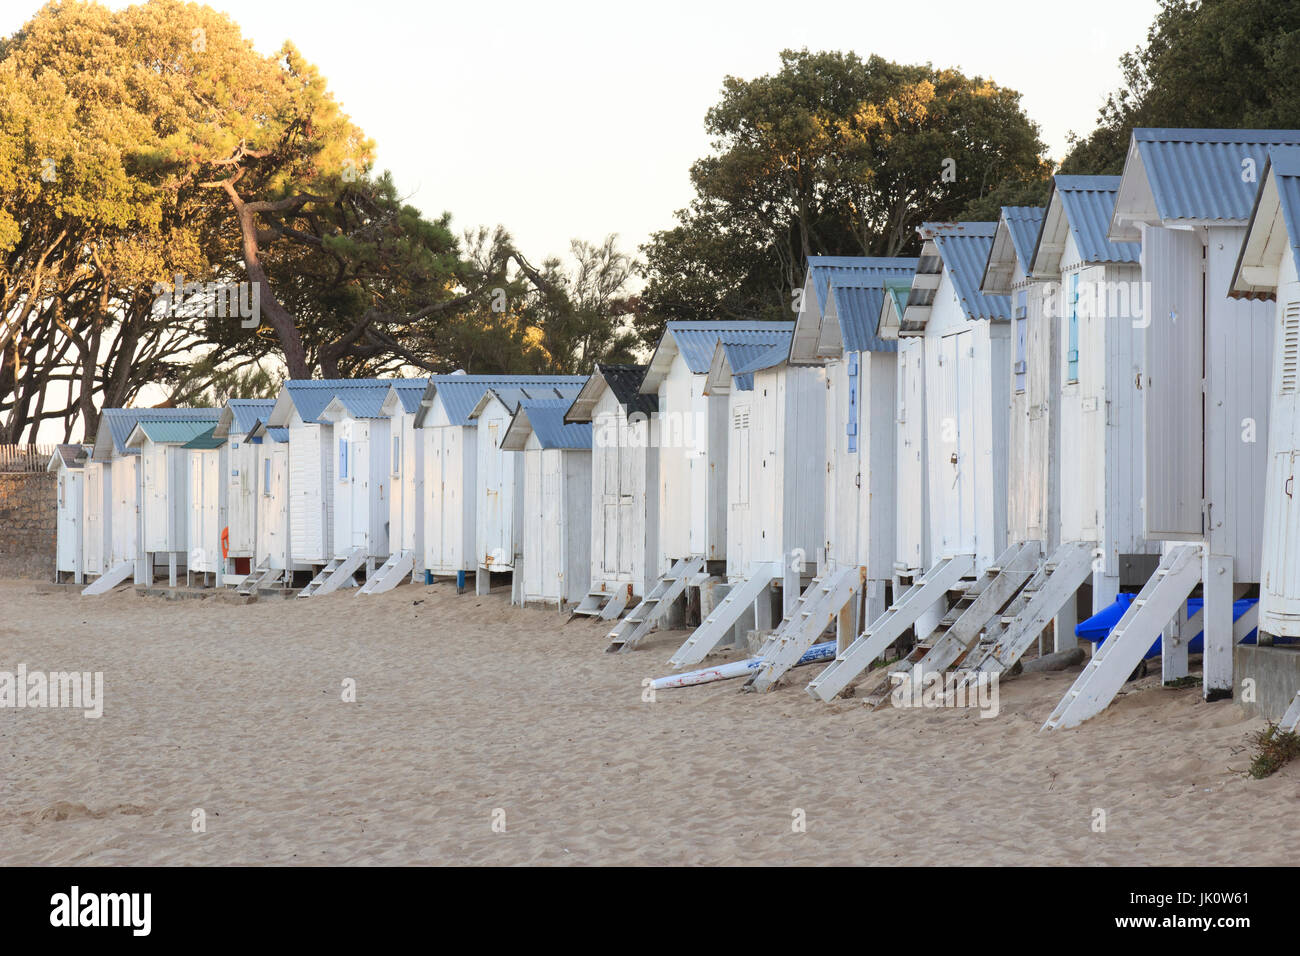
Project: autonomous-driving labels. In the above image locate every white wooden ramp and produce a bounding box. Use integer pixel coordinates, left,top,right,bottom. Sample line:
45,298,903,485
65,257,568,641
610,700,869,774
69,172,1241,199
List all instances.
358,550,414,595
1042,544,1202,731
956,540,1097,681
81,560,133,596
1281,690,1300,733
667,562,782,668
860,542,1041,708
298,546,366,598
605,557,704,653
746,565,864,693
805,554,974,702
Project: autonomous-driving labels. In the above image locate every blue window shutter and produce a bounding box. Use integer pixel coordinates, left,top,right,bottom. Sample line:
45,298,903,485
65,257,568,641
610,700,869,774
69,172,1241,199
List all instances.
340,438,348,479
263,457,271,494
1067,273,1080,382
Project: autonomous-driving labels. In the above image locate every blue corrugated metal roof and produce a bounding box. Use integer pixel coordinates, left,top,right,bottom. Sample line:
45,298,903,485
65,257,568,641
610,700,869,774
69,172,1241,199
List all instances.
515,398,593,449
265,426,288,443
1054,176,1140,264
1258,146,1300,288
830,282,898,353
1133,128,1300,222
390,379,430,414
431,375,588,426
664,321,796,374
327,382,400,419
1001,206,1045,273
227,399,275,437
99,407,221,457
921,222,1011,320
280,378,404,424
806,256,920,311
718,340,783,391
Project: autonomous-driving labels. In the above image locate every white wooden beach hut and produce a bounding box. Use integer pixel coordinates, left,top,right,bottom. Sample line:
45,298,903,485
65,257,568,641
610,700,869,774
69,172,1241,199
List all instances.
413,374,585,587
667,328,846,686
467,377,587,596
48,445,89,584
808,222,1025,702
607,321,793,653
1226,145,1300,726
123,410,222,586
790,258,919,612
380,379,430,590
500,398,593,609
562,365,660,618
318,383,397,593
246,420,293,592
1027,177,1161,618
183,425,227,586
81,408,217,593
81,450,109,582
1038,128,1300,731
213,399,275,586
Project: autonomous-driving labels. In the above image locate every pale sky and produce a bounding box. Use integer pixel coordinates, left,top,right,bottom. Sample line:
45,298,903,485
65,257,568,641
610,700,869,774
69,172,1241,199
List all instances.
3,0,1161,264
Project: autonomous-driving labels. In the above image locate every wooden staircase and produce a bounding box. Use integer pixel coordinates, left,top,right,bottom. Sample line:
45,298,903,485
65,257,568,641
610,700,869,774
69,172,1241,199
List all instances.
358,550,414,595
666,562,783,668
237,560,279,597
746,565,865,693
859,542,1042,708
605,558,705,653
1041,544,1202,731
954,540,1097,681
805,554,975,703
298,546,367,598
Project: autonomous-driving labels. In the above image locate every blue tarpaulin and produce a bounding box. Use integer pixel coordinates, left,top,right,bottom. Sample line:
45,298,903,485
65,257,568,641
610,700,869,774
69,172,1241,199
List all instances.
1076,594,1260,659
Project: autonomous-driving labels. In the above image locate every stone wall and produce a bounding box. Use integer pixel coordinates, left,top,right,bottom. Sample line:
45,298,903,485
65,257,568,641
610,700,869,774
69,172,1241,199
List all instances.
0,472,56,579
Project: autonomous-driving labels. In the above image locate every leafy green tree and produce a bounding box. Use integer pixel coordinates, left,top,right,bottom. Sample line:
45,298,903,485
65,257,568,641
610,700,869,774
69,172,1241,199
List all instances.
640,50,1050,343
1061,0,1300,173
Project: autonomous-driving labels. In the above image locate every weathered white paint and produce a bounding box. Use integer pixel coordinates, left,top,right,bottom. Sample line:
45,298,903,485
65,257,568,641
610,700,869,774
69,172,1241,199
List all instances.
420,395,478,575
1254,243,1300,633
654,349,727,570
894,336,927,574
1054,246,1155,577
287,415,333,565
82,460,108,577
224,435,259,559
329,414,392,560
109,455,137,568
520,437,593,606
724,363,826,576
186,446,225,574
50,456,84,578
473,393,524,570
138,439,189,557
384,395,424,575
589,386,659,598
923,265,1009,570
254,430,292,572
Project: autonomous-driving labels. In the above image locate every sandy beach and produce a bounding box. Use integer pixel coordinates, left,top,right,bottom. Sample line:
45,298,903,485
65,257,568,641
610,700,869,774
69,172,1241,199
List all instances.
0,577,1294,866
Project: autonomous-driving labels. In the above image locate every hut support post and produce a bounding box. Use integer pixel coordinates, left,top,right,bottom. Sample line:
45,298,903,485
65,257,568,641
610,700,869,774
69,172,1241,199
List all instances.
864,579,886,628
782,561,800,618
1201,553,1234,700
1161,605,1189,682
1053,598,1079,654
168,552,177,587
1092,569,1120,615
476,567,490,596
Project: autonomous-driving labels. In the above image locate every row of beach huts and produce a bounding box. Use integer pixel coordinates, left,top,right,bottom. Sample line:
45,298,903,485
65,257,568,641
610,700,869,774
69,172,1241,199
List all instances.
45,129,1300,731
